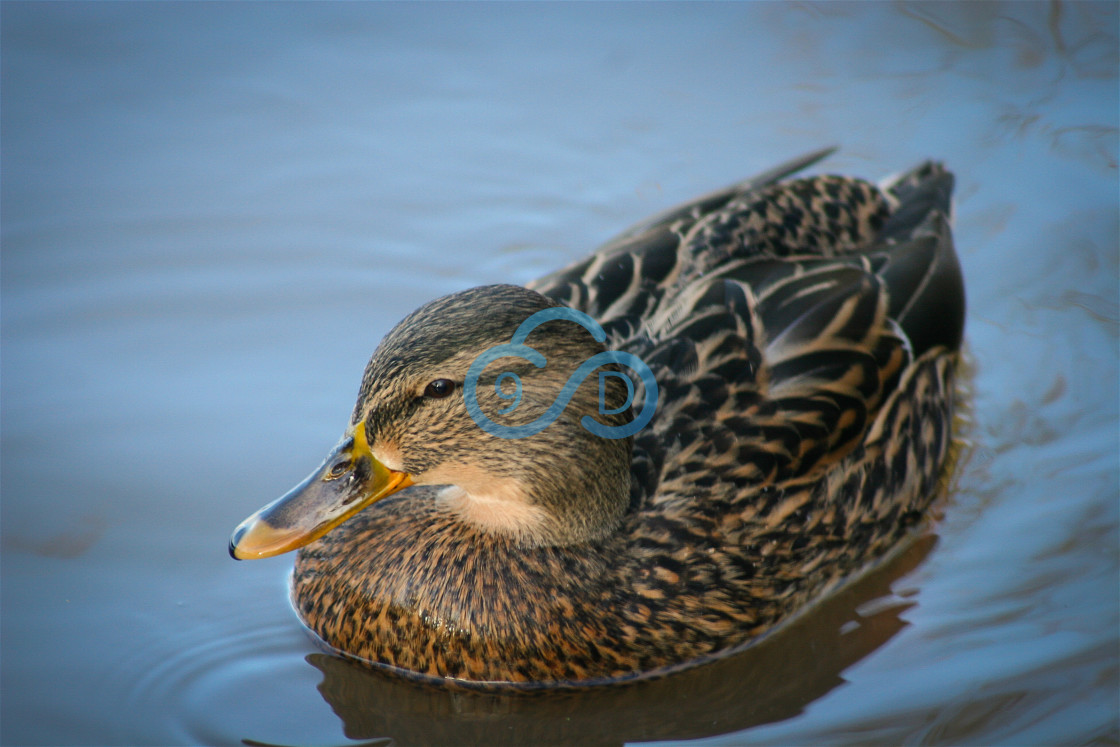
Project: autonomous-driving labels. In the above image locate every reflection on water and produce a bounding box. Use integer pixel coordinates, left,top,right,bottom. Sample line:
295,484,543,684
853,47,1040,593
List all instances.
2,2,1117,746
307,536,934,747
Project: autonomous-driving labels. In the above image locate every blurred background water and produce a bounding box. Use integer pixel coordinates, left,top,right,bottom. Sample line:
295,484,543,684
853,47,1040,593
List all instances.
2,2,1117,745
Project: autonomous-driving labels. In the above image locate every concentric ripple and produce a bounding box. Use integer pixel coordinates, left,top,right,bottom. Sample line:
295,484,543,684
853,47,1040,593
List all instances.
117,612,336,746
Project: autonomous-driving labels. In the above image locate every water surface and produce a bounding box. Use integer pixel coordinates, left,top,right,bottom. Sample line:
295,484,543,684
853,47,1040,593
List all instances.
2,3,1117,745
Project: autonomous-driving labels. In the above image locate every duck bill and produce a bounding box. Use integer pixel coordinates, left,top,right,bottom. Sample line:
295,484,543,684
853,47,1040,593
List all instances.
229,422,413,560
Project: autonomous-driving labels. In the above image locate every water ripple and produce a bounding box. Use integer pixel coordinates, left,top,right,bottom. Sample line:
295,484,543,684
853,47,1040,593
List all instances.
119,616,323,746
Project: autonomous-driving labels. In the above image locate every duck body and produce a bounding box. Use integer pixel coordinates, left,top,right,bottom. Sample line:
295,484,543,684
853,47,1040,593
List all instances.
233,149,965,687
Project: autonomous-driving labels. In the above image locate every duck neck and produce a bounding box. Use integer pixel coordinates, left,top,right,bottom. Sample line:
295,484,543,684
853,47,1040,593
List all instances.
434,430,633,548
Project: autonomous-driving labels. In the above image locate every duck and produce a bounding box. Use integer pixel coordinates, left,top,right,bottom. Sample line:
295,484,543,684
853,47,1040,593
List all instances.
229,148,966,688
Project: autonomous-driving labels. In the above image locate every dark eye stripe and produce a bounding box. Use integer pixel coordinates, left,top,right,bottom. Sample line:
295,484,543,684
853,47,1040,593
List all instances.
423,379,456,399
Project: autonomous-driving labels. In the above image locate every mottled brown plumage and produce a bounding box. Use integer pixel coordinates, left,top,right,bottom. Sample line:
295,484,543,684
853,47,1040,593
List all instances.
266,150,965,687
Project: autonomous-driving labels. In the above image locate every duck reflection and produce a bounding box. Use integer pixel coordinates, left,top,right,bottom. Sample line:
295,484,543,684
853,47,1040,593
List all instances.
302,533,935,747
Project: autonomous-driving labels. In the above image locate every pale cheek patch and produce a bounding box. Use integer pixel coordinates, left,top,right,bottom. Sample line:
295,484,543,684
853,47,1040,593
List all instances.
372,442,405,472
437,486,551,543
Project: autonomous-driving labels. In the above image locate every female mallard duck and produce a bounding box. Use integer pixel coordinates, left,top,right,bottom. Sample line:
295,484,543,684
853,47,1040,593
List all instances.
230,149,965,687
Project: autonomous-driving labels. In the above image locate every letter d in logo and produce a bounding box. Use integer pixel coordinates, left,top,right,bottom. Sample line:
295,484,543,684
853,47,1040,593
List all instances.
598,371,634,416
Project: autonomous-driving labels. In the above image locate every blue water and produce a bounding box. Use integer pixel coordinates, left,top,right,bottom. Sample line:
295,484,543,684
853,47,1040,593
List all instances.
3,3,1117,745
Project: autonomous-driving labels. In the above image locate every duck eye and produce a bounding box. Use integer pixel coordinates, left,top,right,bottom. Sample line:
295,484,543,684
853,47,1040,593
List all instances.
423,379,455,399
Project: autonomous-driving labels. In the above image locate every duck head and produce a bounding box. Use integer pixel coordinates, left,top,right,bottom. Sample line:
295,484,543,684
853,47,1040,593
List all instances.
230,285,636,559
